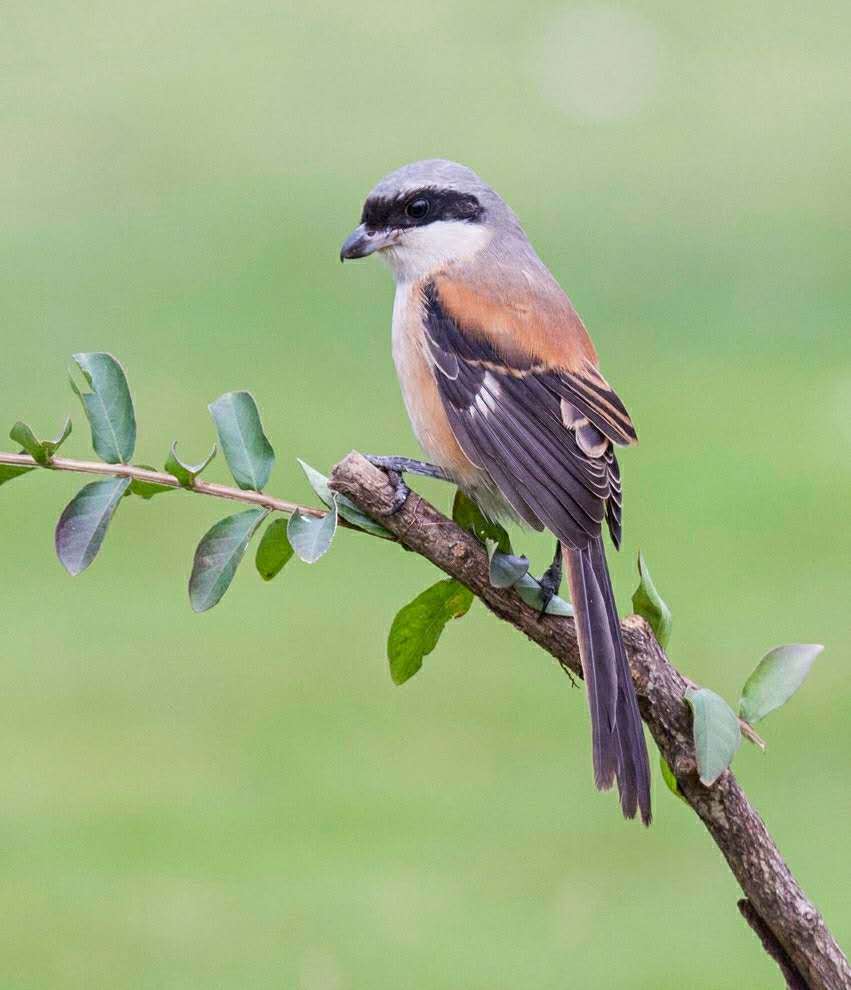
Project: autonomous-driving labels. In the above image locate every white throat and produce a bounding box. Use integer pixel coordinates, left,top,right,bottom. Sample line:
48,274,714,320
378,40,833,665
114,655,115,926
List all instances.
381,221,492,283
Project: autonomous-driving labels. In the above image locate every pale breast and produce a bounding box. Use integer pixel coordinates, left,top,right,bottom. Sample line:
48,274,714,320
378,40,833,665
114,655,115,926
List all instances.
391,280,484,490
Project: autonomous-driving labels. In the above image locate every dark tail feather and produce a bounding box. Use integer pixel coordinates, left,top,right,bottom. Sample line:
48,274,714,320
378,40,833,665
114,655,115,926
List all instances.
564,538,652,825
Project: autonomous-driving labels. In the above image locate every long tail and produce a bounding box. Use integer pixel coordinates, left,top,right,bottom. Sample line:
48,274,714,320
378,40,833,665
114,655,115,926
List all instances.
563,537,652,824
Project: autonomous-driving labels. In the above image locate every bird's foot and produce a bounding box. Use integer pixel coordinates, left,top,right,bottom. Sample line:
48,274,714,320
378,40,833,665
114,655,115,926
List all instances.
537,541,563,620
363,455,450,516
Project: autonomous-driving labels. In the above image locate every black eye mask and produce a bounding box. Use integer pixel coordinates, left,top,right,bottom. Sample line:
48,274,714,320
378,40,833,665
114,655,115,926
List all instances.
361,187,484,230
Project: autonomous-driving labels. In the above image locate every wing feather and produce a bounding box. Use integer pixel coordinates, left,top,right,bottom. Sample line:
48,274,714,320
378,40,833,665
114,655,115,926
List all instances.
423,277,630,549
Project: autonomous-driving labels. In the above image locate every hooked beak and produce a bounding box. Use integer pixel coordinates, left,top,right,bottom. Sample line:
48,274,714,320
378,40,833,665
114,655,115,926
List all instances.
339,224,398,262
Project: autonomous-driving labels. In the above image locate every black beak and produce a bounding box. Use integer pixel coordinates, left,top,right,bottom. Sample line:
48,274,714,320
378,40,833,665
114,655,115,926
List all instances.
339,224,398,262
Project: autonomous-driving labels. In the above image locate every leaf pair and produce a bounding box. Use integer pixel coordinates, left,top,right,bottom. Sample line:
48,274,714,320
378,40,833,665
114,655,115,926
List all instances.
2,413,73,489
189,461,352,613
166,443,216,488
56,354,137,574
683,644,823,788
55,357,282,583
631,553,823,793
10,417,72,466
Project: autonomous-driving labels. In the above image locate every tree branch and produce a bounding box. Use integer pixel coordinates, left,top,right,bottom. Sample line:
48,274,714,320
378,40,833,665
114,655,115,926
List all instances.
329,451,850,990
3,445,848,986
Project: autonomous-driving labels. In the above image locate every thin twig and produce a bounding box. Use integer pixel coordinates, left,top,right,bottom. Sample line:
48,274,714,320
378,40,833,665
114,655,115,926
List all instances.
0,450,332,520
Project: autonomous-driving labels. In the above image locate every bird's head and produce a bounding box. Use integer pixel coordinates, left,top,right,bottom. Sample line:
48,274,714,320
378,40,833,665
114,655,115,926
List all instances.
340,159,509,282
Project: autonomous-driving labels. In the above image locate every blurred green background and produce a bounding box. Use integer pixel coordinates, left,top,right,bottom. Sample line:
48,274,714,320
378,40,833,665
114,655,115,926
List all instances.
1,2,849,987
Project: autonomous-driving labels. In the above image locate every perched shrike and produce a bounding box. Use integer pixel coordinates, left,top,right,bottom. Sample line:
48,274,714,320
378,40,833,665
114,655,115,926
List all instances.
341,159,651,824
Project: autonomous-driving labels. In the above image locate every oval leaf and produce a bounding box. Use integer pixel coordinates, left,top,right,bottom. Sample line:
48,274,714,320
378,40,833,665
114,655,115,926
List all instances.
55,476,131,575
452,490,511,553
255,518,295,580
739,644,823,725
632,551,672,649
298,459,391,538
70,353,136,463
166,442,217,487
189,507,268,612
489,547,530,588
287,502,337,563
685,687,742,786
387,578,474,685
209,391,274,491
513,572,574,617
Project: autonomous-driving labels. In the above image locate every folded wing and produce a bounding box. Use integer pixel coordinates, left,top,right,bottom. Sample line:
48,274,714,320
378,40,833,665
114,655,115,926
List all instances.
421,277,635,549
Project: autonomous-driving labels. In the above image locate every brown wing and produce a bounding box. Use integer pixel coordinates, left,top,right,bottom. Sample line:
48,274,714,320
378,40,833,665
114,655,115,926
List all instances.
422,277,635,550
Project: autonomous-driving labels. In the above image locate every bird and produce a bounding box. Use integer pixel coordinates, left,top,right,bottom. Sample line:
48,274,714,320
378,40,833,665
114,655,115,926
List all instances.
340,159,651,824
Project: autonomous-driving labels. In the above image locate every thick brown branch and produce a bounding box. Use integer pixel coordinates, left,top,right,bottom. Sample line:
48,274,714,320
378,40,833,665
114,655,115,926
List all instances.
330,451,850,990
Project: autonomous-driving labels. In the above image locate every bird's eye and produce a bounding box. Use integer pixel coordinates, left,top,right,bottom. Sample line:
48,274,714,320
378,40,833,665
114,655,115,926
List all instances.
405,198,430,220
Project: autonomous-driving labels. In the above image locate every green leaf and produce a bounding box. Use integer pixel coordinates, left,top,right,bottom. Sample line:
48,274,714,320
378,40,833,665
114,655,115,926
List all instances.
54,476,131,575
0,462,36,487
659,753,688,803
208,391,275,491
287,501,338,563
10,417,72,466
165,442,217,487
452,489,511,552
488,546,530,588
298,459,391,538
387,578,475,685
127,466,173,500
685,687,742,786
513,572,574,617
189,507,268,613
69,353,136,463
739,644,823,725
255,518,294,580
298,459,335,506
632,551,672,649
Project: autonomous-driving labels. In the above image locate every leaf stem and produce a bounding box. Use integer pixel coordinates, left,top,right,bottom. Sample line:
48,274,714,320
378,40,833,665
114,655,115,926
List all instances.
0,450,334,522
739,719,767,751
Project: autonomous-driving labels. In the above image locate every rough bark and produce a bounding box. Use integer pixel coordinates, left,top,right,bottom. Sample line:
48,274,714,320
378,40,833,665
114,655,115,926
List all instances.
331,451,851,990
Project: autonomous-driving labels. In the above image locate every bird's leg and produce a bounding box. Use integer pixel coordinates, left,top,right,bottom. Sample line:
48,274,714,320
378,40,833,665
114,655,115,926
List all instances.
363,455,452,514
538,540,563,619
363,455,451,481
